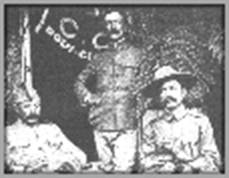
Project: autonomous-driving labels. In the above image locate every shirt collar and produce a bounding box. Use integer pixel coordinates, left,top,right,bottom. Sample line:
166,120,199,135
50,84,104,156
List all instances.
15,118,39,128
109,36,127,50
162,104,188,122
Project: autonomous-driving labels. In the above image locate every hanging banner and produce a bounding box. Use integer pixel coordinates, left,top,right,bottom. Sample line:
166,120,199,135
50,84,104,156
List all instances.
33,7,100,61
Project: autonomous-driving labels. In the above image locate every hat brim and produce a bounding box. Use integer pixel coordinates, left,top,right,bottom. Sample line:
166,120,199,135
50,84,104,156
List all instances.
143,74,197,97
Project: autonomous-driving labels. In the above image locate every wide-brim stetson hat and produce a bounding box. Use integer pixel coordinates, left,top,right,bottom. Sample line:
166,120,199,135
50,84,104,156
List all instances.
144,65,197,96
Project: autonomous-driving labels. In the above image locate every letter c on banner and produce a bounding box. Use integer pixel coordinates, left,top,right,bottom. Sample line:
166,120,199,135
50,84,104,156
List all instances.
92,32,109,50
59,17,79,39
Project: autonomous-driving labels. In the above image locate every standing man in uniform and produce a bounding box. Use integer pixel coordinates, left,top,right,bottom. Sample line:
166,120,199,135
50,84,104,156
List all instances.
140,65,221,173
74,10,144,172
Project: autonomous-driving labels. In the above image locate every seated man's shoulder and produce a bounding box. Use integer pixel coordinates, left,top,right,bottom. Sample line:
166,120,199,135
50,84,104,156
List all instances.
6,125,18,142
38,122,62,133
39,121,58,127
6,122,27,137
186,108,210,122
6,123,34,147
6,123,16,133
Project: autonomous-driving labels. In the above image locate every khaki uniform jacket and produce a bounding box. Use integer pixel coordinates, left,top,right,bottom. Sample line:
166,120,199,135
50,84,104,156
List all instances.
74,40,145,131
141,108,221,172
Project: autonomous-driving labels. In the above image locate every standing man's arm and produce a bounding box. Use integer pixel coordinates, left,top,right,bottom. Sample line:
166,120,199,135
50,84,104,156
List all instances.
73,56,100,107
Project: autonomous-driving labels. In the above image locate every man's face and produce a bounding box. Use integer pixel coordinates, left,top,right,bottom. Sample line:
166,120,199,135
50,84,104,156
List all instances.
159,79,187,111
104,11,124,40
17,99,41,125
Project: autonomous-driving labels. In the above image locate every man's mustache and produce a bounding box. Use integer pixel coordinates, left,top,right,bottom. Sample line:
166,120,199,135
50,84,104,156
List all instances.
26,114,40,119
162,96,177,104
109,29,120,34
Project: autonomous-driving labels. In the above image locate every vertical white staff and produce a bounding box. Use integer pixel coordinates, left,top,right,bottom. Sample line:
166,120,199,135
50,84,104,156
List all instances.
20,9,34,97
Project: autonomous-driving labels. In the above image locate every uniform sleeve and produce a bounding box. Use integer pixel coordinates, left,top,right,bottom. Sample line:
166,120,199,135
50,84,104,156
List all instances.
188,116,221,172
73,55,97,107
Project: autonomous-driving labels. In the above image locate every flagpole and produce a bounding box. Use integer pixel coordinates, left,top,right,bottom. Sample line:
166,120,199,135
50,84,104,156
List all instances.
20,8,34,99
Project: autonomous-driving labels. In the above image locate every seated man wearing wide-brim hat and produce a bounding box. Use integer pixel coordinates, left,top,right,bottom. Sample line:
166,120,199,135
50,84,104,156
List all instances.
140,65,221,173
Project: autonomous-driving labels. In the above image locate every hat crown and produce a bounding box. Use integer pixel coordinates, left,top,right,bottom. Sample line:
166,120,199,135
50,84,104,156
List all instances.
154,65,192,81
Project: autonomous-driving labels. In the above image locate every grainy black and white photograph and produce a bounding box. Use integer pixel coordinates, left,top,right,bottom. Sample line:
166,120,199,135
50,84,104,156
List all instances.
4,4,225,174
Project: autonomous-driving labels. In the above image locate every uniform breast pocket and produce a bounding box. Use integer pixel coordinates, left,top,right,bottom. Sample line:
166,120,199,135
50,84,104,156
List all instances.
173,135,200,161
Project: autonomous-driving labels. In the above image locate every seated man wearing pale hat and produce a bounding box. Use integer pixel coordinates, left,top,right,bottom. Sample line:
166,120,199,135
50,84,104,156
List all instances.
5,87,87,173
140,65,221,173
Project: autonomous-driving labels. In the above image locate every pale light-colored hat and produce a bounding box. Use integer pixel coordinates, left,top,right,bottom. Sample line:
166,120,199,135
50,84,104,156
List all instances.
145,65,197,92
